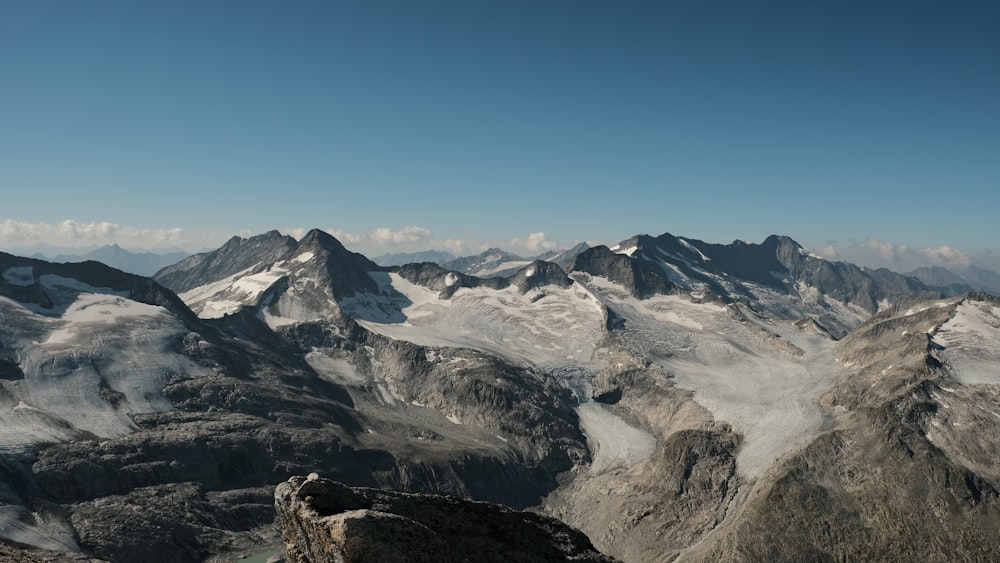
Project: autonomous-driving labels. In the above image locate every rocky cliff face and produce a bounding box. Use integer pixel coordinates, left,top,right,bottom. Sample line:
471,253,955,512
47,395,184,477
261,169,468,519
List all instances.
274,474,617,563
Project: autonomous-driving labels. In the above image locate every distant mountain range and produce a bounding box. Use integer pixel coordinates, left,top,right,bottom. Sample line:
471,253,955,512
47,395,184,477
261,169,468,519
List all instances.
371,249,456,267
908,264,1000,295
3,228,1000,561
31,244,190,276
13,239,1000,298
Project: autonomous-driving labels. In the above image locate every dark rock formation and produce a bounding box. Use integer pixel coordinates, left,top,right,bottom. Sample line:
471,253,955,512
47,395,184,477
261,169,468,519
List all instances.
294,229,383,300
568,245,674,298
274,475,617,563
510,260,573,294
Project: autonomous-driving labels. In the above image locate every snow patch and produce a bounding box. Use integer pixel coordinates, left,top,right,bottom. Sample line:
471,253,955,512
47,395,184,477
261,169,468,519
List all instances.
936,301,1000,385
43,295,167,345
577,401,656,473
179,264,288,318
305,352,365,385
0,506,80,553
678,238,710,262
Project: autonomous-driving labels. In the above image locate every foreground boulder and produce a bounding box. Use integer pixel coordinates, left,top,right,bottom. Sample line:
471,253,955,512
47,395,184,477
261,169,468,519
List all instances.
274,475,617,562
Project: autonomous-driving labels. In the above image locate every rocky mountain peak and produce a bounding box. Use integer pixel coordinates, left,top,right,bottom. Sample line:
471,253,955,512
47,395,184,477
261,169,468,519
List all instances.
292,229,381,300
297,228,346,252
511,260,573,294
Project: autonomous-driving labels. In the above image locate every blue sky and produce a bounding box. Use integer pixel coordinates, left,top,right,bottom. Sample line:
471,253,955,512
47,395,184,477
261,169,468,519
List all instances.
2,1,998,270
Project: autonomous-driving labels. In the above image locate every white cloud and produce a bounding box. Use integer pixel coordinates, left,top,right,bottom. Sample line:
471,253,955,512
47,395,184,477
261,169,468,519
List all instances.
325,229,366,245
280,227,558,258
816,244,838,259
921,245,971,268
0,219,184,248
281,227,308,240
433,238,489,256
853,237,904,262
0,219,571,265
509,232,557,254
809,237,975,272
370,226,432,245
281,225,432,248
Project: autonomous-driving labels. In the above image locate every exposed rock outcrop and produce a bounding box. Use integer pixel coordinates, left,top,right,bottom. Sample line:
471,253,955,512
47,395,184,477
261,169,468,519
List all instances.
275,475,617,563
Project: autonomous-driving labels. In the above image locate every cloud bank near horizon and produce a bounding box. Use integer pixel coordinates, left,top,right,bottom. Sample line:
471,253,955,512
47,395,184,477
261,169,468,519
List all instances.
807,237,998,273
280,226,558,257
0,219,192,250
0,219,565,260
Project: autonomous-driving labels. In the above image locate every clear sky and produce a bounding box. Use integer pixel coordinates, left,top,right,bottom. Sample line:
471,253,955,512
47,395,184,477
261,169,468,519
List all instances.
2,1,998,271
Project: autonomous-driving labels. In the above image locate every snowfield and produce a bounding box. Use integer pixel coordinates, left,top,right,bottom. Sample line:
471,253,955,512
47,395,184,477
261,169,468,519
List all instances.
577,275,850,478
936,300,1000,385
179,263,289,318
0,284,212,453
337,270,854,478
173,260,873,481
347,272,658,472
577,400,657,474
351,273,607,370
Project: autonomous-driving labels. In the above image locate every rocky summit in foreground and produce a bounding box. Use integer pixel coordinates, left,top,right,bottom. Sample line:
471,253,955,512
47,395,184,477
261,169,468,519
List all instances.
274,474,617,562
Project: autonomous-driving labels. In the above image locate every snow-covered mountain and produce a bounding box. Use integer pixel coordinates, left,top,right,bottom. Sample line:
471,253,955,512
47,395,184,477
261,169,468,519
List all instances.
535,241,591,269
375,244,592,280
442,248,530,278
3,229,1000,562
155,229,382,323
